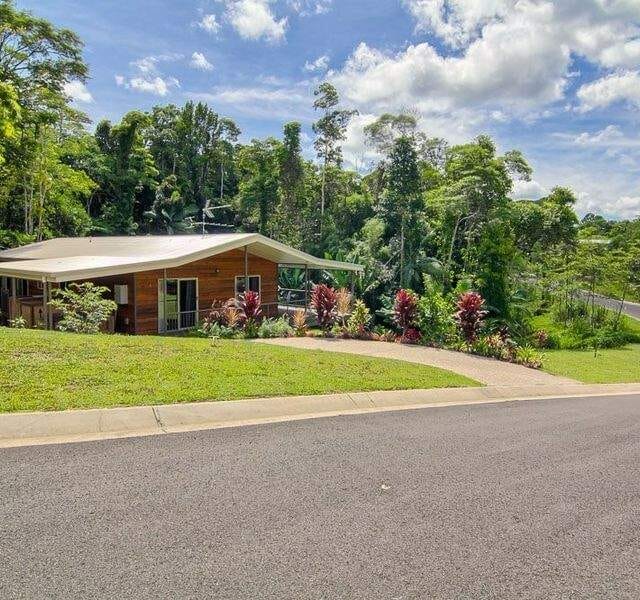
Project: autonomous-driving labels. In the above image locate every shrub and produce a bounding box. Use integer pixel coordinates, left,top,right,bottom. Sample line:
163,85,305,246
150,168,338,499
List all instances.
202,322,238,340
257,317,293,339
200,300,241,336
532,329,553,349
237,291,262,338
8,315,26,329
292,309,308,337
335,288,353,327
416,277,456,344
473,333,516,362
311,284,338,330
398,327,421,344
347,300,372,338
48,282,117,334
515,346,544,369
393,289,418,335
455,291,488,344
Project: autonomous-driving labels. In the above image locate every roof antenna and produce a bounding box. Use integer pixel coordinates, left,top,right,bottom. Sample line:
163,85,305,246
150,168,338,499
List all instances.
188,198,232,236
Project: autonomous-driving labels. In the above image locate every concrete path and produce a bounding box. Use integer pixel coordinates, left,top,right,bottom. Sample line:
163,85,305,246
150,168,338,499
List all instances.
260,337,577,386
2,383,639,448
3,393,640,599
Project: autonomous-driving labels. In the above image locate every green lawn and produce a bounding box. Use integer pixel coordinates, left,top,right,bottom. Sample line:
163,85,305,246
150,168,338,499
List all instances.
542,345,640,383
0,328,477,413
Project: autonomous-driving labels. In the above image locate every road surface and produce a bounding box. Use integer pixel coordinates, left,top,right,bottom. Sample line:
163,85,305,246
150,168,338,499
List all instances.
2,394,640,599
587,293,640,320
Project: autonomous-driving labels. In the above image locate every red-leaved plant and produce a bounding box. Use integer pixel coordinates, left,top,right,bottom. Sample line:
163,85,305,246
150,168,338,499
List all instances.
311,284,338,331
238,290,262,323
455,291,488,344
393,289,418,336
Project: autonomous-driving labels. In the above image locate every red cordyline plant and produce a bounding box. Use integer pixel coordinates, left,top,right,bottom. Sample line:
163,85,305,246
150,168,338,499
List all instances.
455,291,488,344
311,284,338,330
393,289,418,335
237,290,262,323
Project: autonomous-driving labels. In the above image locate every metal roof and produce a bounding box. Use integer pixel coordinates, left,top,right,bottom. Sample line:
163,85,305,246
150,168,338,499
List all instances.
0,234,363,282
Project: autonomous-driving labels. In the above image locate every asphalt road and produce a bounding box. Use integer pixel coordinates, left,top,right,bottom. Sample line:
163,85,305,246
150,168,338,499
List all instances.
590,294,640,320
2,394,640,599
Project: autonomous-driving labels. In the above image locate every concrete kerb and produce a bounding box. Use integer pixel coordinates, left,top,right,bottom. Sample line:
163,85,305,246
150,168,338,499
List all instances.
1,382,639,448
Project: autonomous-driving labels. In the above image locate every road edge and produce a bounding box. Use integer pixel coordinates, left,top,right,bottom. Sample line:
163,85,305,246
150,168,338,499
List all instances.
1,383,639,448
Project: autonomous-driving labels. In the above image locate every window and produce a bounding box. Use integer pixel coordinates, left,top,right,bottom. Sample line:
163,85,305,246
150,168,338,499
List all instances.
235,275,261,297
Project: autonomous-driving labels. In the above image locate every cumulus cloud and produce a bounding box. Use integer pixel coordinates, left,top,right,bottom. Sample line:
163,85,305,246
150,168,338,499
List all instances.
511,179,549,200
304,54,329,72
199,14,221,34
129,76,179,96
577,70,640,111
288,0,332,16
63,80,93,103
331,1,640,120
573,125,624,145
116,54,181,96
190,51,214,71
188,84,312,118
223,0,287,43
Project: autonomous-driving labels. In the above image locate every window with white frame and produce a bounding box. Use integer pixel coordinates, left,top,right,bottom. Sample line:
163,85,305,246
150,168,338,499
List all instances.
235,275,261,297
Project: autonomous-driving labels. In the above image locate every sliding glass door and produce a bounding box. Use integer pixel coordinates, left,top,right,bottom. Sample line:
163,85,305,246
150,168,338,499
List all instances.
158,278,198,332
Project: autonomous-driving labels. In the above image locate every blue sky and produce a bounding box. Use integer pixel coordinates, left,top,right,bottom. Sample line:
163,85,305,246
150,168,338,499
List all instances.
20,0,640,219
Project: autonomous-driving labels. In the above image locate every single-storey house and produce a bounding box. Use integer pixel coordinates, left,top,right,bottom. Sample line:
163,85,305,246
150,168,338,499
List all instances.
0,234,362,335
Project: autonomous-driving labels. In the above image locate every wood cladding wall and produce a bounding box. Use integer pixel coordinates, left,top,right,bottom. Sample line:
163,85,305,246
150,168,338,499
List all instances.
133,249,278,334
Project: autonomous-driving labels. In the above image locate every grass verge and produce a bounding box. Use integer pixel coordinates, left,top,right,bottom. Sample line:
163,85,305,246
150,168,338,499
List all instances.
542,344,640,383
0,328,478,412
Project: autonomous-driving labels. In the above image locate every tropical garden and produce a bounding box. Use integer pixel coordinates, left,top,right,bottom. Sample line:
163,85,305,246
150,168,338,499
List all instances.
1,0,639,398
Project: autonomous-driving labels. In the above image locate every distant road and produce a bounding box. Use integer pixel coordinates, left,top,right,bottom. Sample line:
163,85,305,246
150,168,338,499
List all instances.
589,293,640,320
2,394,640,598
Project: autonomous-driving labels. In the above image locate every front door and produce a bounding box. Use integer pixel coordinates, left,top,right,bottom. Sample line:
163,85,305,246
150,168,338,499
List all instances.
179,279,197,329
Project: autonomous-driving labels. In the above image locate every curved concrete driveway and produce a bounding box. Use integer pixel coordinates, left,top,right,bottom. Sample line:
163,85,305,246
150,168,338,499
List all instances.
260,338,578,386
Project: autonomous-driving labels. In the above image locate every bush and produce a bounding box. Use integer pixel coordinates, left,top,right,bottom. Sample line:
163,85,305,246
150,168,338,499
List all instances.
292,309,308,337
416,276,456,345
202,322,238,340
455,291,488,344
514,346,544,369
335,288,352,327
8,315,26,329
48,282,117,334
398,327,421,344
347,300,372,338
257,317,293,339
393,289,418,335
311,284,338,330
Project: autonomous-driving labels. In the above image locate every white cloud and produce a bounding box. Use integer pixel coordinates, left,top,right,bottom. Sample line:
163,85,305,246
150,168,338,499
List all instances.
403,0,511,48
63,80,93,103
188,84,311,118
573,125,624,145
288,0,332,16
129,76,179,96
600,38,640,68
190,51,214,71
304,54,329,72
116,54,181,96
333,1,640,119
223,0,287,43
511,179,548,200
333,2,570,115
577,70,640,111
199,14,221,34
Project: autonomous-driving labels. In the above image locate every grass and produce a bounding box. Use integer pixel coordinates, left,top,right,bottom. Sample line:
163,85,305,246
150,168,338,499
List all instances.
532,310,640,383
542,345,640,383
0,327,477,413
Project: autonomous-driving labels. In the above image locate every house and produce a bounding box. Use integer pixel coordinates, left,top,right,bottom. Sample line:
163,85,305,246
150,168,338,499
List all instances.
0,234,362,334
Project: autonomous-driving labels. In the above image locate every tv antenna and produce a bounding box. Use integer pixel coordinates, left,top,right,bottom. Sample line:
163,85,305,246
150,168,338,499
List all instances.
189,198,233,235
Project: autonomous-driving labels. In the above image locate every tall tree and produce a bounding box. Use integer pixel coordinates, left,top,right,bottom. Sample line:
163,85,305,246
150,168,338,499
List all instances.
379,136,424,287
312,83,357,222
